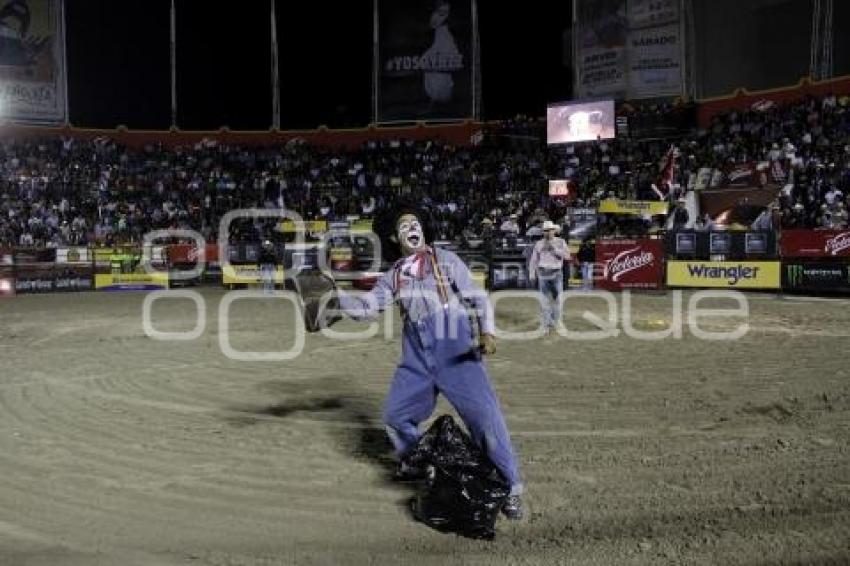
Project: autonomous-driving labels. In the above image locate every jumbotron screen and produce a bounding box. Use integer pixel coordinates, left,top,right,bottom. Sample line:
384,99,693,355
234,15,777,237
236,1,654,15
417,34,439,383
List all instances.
546,99,616,144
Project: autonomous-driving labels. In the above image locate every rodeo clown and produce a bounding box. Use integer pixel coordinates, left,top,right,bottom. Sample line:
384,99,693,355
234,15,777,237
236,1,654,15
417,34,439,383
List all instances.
305,204,524,519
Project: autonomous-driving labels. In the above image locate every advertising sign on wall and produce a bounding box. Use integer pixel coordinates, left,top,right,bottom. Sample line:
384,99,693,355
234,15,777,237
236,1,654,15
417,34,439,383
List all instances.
782,262,850,293
667,261,781,289
780,230,850,258
595,239,664,291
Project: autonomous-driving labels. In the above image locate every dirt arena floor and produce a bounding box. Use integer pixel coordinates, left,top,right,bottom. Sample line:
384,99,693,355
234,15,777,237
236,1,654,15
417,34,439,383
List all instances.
1,288,849,565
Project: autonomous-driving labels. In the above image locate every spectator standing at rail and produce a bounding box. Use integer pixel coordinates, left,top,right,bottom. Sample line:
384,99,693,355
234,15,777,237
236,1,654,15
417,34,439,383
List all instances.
498,213,521,249
670,197,689,231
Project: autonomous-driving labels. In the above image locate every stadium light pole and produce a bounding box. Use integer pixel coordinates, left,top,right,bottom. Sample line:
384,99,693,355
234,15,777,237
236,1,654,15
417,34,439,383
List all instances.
471,0,481,120
811,0,821,80
571,0,579,98
170,0,177,128
271,0,280,129
61,0,69,125
372,0,378,124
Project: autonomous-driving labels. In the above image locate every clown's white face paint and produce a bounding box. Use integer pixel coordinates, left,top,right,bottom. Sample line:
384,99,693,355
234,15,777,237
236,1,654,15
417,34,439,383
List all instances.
397,214,426,255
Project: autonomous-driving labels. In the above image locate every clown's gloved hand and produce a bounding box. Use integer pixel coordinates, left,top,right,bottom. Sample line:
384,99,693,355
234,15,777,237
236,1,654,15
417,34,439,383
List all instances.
479,333,496,356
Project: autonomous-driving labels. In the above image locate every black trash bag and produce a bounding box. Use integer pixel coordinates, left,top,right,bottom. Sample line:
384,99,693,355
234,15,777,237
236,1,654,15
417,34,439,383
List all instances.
404,415,510,540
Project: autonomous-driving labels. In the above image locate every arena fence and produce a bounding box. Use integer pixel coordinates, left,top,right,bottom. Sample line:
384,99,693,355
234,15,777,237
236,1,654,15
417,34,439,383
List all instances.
0,122,484,151
3,228,849,297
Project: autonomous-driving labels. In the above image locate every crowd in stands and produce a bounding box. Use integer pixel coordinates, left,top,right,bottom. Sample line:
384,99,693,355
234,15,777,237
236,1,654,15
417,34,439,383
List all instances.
699,93,850,230
1,93,849,249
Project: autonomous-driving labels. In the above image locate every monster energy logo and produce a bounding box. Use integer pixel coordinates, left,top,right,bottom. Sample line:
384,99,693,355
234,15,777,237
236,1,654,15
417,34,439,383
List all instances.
786,263,849,289
786,264,804,288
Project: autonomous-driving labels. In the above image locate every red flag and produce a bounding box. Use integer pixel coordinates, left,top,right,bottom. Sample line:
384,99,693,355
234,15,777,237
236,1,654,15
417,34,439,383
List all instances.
652,145,677,200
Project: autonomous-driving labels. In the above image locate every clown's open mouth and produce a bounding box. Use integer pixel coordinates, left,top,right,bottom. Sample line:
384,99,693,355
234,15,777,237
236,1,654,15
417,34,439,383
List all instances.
407,234,421,247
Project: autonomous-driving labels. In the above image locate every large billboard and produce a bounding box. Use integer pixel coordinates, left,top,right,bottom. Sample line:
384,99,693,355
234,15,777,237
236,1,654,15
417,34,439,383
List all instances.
0,0,67,123
375,0,476,123
575,0,628,98
575,0,683,100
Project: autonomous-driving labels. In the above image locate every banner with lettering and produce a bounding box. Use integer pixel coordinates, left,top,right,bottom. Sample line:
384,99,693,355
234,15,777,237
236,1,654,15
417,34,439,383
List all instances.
595,238,664,291
575,0,628,98
598,199,669,216
667,261,781,289
783,262,850,294
0,0,67,123
626,23,682,98
575,0,682,99
376,0,475,122
780,230,850,258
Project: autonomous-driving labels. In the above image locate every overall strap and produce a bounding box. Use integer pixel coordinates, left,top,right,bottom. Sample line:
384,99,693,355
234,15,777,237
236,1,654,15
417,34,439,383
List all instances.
432,249,481,350
392,259,408,320
429,252,450,306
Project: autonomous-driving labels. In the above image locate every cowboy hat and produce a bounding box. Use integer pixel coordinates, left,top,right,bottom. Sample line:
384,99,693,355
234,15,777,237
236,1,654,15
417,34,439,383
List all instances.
541,220,560,233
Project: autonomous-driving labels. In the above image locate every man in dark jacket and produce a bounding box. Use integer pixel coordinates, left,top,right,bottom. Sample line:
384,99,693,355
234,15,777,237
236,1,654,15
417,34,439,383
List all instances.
577,238,595,290
671,197,689,231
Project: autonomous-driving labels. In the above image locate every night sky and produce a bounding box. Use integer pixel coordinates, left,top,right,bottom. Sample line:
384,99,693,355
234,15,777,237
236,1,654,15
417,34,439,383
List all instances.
64,0,573,130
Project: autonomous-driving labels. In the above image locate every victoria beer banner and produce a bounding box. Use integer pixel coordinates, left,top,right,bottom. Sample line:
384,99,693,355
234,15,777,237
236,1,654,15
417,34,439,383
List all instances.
375,0,475,122
780,230,850,258
596,238,665,291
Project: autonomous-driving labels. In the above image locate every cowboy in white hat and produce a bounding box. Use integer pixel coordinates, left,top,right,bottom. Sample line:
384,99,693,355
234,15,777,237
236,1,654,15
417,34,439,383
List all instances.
529,220,569,334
